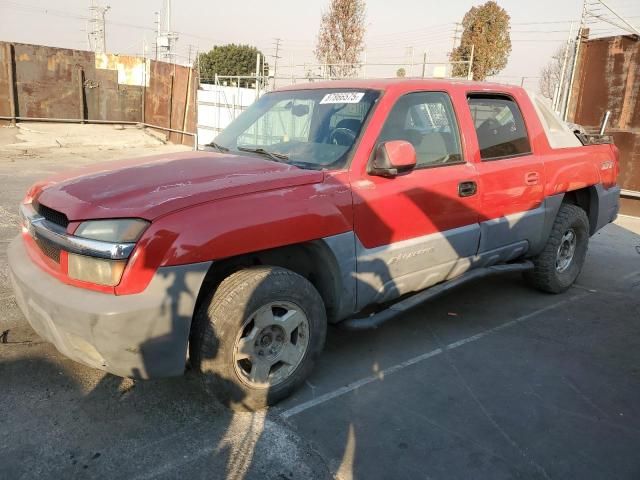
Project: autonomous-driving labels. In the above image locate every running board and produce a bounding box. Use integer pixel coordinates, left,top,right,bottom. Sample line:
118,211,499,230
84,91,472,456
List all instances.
340,261,534,331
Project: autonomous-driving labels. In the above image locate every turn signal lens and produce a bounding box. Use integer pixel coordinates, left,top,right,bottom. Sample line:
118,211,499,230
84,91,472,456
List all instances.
68,253,127,286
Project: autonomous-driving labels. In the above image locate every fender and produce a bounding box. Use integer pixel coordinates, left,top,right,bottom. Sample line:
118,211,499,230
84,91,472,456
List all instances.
589,183,621,234
527,182,620,259
543,145,612,197
116,173,354,295
526,193,565,256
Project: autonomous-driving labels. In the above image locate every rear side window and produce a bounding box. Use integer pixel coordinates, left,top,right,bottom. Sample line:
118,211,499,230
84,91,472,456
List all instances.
467,95,531,160
378,92,463,168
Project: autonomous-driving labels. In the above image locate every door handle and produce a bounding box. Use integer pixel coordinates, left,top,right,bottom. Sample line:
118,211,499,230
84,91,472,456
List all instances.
525,172,540,185
458,181,477,198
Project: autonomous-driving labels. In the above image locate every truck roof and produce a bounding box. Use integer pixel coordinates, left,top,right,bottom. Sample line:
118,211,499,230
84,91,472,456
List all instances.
276,77,524,93
277,78,582,150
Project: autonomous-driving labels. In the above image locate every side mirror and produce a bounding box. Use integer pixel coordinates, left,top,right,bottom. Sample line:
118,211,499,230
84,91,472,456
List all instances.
370,140,417,178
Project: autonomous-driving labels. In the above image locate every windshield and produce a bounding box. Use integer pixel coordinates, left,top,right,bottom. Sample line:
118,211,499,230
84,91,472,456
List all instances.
213,88,380,170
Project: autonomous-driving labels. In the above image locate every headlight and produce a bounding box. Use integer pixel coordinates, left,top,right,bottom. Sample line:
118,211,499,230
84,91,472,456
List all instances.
75,219,149,243
70,219,149,286
68,254,127,286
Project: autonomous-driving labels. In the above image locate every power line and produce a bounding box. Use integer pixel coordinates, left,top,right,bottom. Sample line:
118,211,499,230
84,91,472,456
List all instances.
0,0,149,32
0,0,226,46
365,23,452,40
585,0,640,35
511,20,577,25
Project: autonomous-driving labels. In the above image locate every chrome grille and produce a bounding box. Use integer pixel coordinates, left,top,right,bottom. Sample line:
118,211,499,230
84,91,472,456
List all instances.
33,201,69,228
34,235,61,263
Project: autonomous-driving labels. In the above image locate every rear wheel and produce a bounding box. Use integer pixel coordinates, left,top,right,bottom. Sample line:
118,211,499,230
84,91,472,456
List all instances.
190,266,327,410
525,203,589,293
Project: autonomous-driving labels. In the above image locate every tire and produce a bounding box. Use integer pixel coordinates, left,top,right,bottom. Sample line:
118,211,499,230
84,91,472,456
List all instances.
524,203,590,293
189,266,327,410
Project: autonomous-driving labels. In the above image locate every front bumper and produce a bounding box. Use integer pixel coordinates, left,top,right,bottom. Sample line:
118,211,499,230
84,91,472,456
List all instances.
8,236,211,379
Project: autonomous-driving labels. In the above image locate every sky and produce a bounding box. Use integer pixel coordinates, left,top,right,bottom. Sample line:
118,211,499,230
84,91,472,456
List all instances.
0,0,638,90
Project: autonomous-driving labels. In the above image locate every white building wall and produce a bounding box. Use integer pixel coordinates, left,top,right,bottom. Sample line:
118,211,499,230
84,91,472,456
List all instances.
197,84,263,146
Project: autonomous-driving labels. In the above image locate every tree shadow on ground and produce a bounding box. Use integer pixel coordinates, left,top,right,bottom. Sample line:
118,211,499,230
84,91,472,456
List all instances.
0,348,329,479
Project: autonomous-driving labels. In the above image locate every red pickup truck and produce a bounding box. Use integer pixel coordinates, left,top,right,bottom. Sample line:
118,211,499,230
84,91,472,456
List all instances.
9,79,620,409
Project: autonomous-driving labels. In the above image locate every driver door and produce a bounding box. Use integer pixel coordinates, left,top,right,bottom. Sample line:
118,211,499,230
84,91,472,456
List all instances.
351,91,481,310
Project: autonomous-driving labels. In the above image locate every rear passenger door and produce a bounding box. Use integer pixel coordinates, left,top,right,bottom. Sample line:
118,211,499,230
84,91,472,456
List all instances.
467,94,545,258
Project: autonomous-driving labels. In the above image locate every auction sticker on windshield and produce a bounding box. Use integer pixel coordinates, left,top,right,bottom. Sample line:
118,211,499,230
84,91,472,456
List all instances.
320,92,365,104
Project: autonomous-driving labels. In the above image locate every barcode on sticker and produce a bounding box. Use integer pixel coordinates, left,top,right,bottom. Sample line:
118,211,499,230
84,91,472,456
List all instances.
320,92,365,104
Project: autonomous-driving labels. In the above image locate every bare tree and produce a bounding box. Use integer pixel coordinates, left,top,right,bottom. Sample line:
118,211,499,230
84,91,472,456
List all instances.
315,0,366,78
539,45,569,100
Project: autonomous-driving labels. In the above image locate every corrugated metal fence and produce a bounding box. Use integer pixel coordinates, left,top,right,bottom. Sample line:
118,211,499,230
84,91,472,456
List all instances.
569,34,640,203
0,41,197,146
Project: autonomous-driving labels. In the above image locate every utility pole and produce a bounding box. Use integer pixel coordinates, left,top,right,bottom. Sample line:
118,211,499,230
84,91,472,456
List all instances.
197,47,202,83
405,46,415,76
255,53,262,98
188,44,194,65
554,22,574,113
272,38,282,89
88,0,110,54
362,51,367,78
157,0,178,63
467,44,475,81
421,51,428,78
291,55,295,84
564,0,587,121
451,22,462,53
154,11,160,60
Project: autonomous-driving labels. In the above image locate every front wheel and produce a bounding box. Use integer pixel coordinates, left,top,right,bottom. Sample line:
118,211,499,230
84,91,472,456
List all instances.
524,203,590,293
190,266,327,410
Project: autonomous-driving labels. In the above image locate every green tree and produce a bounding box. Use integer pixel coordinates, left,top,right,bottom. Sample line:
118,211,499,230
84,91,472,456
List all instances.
198,44,268,86
450,1,511,81
396,67,407,78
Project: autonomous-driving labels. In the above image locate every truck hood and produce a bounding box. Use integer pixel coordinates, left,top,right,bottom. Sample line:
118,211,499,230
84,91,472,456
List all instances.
36,151,325,221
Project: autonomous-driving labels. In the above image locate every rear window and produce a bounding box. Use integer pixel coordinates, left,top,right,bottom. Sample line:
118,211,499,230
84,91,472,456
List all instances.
467,95,531,160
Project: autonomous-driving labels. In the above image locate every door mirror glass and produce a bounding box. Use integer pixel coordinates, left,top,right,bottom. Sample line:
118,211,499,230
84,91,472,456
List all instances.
370,140,417,178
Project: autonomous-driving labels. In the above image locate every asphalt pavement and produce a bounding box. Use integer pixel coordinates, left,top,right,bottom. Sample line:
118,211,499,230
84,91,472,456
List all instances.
1,123,639,480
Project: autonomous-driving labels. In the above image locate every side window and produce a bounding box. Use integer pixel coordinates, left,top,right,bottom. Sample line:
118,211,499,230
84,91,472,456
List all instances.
378,92,463,167
467,95,531,160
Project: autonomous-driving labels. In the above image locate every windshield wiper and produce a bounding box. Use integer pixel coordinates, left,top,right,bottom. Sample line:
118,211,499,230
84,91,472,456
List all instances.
205,141,230,153
237,146,289,163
